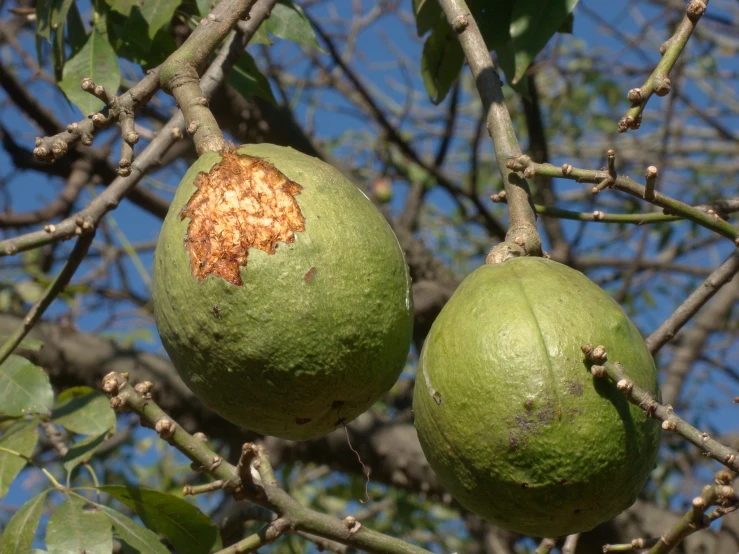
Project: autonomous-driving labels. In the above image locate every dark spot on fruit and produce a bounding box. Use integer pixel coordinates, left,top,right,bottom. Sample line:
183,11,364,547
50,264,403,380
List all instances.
212,304,221,318
295,417,311,425
509,435,519,450
565,381,584,396
303,266,317,282
331,400,345,409
560,478,568,485
574,508,582,514
524,398,534,411
432,391,442,405
520,482,529,489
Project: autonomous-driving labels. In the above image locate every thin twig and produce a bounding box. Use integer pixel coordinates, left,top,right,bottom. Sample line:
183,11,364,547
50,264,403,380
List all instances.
534,538,556,554
102,372,434,554
619,0,709,132
646,251,739,354
0,0,275,258
562,534,579,554
437,0,541,261
507,155,739,244
582,346,739,472
214,520,290,554
0,231,95,366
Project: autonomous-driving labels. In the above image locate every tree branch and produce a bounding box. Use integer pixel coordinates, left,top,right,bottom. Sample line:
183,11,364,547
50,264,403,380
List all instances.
583,346,739,472
436,0,541,261
646,251,739,355
619,0,708,132
102,372,434,554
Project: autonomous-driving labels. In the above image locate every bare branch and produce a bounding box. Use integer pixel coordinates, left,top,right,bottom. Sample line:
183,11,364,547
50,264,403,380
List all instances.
619,0,709,132
437,0,541,261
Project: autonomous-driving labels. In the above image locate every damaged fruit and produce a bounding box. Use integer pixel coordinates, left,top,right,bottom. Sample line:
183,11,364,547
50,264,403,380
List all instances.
153,144,413,440
413,257,660,537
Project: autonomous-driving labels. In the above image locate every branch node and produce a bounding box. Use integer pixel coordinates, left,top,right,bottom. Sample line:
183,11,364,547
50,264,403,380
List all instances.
155,418,176,439
686,0,707,21
451,14,469,33
490,190,507,203
616,379,634,395
590,365,606,378
654,76,672,97
627,88,642,104
581,344,608,364
662,419,677,432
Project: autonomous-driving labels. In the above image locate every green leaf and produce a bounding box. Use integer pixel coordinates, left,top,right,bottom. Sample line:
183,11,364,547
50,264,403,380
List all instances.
46,495,112,554
36,0,53,40
0,490,48,553
0,354,53,417
51,0,76,28
100,485,222,554
52,386,116,436
195,0,213,16
0,335,43,351
420,17,464,104
59,27,121,115
507,0,579,84
14,280,45,304
0,421,39,498
229,52,277,105
250,22,272,45
412,0,442,36
471,0,515,52
139,0,181,39
106,0,138,16
107,7,177,68
264,0,320,49
66,3,88,56
99,505,171,554
62,431,109,473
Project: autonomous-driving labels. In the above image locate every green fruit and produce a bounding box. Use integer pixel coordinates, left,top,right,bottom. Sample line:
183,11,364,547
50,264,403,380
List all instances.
413,257,660,537
153,144,413,440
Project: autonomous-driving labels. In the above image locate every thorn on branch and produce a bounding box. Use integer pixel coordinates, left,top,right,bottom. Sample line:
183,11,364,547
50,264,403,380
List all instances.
183,480,228,496
606,149,616,178
644,166,658,200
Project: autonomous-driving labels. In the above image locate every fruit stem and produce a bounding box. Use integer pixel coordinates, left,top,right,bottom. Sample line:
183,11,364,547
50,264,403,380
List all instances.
436,0,542,263
160,0,259,154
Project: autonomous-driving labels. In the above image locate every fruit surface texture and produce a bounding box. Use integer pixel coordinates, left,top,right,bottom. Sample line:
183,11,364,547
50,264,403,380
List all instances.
413,257,660,537
153,144,413,440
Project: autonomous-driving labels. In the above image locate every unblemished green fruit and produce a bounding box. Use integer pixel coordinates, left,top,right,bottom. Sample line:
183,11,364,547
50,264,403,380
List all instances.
413,257,660,537
153,144,413,440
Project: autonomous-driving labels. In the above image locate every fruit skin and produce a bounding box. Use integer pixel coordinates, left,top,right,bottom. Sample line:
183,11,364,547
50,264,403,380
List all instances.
413,257,660,537
153,144,413,440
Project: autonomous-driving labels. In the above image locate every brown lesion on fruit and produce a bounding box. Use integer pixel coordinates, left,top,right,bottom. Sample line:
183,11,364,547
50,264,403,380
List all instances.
181,148,306,286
